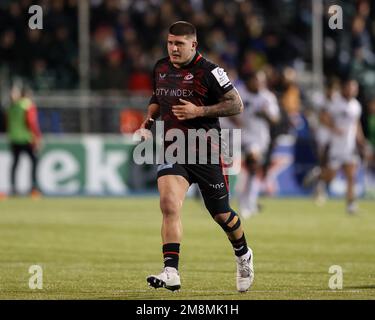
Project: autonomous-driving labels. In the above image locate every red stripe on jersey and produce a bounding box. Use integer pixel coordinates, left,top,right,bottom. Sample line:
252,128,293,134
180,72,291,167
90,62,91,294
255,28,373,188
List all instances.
194,53,202,64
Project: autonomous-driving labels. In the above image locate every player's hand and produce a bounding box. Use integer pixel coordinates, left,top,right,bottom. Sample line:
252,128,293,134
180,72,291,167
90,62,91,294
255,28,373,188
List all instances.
140,117,155,130
138,118,154,140
358,139,372,162
172,99,202,120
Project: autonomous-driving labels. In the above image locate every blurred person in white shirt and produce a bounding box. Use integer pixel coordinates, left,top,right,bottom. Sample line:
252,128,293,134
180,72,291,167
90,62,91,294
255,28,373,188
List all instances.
320,79,367,214
236,71,280,218
305,78,340,204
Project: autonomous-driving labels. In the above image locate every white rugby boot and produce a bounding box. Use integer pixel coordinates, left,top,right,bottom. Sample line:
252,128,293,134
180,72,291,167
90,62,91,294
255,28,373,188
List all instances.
236,247,254,292
147,267,181,291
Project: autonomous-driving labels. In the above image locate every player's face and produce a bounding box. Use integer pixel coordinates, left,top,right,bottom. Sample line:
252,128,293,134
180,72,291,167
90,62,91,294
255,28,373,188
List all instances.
167,34,197,67
10,87,21,102
343,80,359,99
247,77,260,92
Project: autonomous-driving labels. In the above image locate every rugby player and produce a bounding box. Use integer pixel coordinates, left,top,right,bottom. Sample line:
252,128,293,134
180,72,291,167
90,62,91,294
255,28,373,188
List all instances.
237,72,280,218
320,79,366,214
305,78,340,204
140,21,254,292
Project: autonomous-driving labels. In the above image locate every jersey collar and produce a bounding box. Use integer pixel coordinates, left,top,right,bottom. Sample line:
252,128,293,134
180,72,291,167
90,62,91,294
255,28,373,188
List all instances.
170,51,202,69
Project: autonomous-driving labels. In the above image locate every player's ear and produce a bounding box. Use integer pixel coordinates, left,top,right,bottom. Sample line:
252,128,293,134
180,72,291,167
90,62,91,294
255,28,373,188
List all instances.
192,40,198,50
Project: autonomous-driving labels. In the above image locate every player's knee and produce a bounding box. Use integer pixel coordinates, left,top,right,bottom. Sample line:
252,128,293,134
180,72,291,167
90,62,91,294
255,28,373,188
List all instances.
213,212,231,224
244,153,258,172
203,193,231,217
323,169,335,182
214,209,242,233
160,196,180,217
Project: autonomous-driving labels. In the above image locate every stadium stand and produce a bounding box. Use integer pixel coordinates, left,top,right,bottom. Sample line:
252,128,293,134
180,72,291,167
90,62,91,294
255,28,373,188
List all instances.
0,0,373,92
0,0,374,142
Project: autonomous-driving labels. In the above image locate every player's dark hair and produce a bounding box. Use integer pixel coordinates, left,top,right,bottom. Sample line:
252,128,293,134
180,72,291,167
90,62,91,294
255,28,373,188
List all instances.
169,21,196,37
244,72,257,81
342,77,357,85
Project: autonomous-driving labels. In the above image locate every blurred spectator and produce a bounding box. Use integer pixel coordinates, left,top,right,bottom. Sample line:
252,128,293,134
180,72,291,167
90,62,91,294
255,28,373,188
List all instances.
280,67,302,127
351,15,375,65
0,103,5,133
45,0,72,32
48,25,78,89
369,99,375,149
94,49,127,90
127,60,153,94
5,1,25,38
0,0,373,98
0,30,19,74
30,59,56,91
368,99,375,171
20,29,48,76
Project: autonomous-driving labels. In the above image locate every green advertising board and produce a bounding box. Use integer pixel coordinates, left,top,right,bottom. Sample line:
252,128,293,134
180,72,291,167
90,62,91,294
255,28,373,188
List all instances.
0,135,158,195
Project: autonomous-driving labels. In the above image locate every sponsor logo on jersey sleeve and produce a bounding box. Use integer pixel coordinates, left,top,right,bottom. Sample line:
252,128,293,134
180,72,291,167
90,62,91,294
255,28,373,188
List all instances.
211,67,231,87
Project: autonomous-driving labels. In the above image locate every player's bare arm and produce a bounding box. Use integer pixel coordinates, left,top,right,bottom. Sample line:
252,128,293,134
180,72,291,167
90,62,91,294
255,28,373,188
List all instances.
172,88,243,120
356,120,366,146
319,109,329,127
201,88,244,117
356,120,368,158
320,109,343,135
227,114,244,127
138,103,160,140
140,103,160,129
255,107,279,125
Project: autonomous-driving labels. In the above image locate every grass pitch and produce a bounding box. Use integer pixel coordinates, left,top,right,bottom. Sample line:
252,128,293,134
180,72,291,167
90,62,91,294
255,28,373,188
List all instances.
0,196,374,300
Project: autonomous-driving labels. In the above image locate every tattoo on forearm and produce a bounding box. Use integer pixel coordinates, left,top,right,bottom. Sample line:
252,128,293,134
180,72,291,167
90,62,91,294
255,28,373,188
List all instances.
201,88,243,117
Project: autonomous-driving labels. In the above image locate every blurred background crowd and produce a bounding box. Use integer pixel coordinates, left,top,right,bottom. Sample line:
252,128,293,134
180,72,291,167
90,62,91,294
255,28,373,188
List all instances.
0,0,374,146
0,0,374,197
0,0,374,91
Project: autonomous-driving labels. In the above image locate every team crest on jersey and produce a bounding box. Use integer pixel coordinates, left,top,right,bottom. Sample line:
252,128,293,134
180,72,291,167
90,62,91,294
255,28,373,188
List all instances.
159,73,166,80
184,73,194,80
